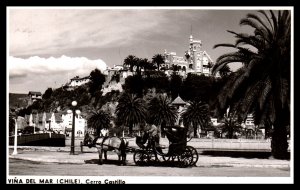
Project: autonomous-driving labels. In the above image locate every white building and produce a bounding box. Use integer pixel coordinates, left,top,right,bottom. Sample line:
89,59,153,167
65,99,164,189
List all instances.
69,76,90,87
49,112,64,133
62,112,87,138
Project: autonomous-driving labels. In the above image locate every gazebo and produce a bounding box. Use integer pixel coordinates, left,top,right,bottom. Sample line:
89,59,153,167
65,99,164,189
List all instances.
171,95,187,108
171,95,187,127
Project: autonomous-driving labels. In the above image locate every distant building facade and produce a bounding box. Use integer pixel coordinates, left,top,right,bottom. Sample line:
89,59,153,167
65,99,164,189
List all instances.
69,76,90,87
62,112,87,137
163,35,214,76
24,111,87,137
28,91,42,106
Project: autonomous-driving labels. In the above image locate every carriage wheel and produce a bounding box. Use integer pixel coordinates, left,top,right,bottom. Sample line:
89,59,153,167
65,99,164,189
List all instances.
177,147,193,168
186,146,198,166
133,150,148,166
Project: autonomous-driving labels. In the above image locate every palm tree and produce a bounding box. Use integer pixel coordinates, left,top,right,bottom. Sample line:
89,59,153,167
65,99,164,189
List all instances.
219,110,242,139
135,58,147,76
148,94,178,135
181,101,210,138
123,55,138,72
212,10,291,159
140,58,156,77
152,54,165,71
115,93,147,135
87,107,112,136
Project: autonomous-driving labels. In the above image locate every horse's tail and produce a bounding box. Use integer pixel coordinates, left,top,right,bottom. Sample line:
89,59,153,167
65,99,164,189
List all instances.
120,138,128,156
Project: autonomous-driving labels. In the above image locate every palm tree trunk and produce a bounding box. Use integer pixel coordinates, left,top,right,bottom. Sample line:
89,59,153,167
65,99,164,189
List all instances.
271,80,289,159
271,119,288,159
228,127,233,139
129,124,133,136
193,124,197,138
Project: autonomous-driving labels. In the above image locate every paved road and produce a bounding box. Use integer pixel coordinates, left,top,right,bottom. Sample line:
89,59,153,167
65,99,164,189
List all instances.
9,158,290,177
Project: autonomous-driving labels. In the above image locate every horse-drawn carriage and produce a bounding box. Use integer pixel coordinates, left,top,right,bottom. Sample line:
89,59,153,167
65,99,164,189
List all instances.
133,125,198,168
83,125,198,167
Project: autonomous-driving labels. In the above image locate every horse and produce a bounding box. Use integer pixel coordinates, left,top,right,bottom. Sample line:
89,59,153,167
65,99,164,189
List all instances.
84,133,129,165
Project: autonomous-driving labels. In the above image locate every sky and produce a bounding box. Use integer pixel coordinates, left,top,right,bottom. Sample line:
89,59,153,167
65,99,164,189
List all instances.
8,7,261,94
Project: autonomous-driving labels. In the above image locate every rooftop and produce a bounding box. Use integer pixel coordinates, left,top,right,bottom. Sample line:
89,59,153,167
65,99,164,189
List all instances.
28,91,42,96
172,96,187,105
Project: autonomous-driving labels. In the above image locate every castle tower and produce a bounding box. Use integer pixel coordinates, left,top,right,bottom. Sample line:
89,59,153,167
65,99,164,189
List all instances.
189,36,203,72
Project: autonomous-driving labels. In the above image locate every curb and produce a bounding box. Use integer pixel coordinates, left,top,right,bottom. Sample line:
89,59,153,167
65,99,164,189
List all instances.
9,155,290,169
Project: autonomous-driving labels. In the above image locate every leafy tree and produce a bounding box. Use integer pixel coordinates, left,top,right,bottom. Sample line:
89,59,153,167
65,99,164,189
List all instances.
123,75,144,97
9,110,17,136
182,101,210,137
42,88,53,99
212,10,291,158
143,74,169,95
181,73,214,102
169,72,183,100
115,93,147,135
89,68,106,96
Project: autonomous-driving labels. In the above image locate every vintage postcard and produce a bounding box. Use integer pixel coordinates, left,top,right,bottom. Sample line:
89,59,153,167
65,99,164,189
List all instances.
7,6,293,184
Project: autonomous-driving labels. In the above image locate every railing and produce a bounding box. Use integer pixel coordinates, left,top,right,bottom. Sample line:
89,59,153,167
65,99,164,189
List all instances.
186,138,291,151
9,133,65,145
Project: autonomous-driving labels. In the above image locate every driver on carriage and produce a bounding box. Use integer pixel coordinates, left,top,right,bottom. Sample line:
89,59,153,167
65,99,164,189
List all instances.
145,124,160,147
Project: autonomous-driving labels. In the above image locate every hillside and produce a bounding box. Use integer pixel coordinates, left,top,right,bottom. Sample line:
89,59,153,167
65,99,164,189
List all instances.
9,93,28,108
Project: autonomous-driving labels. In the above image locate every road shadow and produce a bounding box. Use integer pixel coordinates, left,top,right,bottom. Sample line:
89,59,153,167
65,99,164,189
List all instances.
128,160,196,168
84,159,127,166
84,159,196,168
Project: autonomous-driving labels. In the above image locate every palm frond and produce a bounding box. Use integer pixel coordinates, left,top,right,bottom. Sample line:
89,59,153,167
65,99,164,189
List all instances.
269,10,278,36
245,13,273,41
182,101,209,128
258,10,274,32
148,94,178,126
213,43,236,49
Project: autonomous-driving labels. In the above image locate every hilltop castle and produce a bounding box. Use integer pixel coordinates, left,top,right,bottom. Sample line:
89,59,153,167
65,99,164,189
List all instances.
162,35,214,76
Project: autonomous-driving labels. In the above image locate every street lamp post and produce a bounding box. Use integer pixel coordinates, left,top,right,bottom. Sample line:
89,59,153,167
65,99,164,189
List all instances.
70,101,77,155
69,101,81,155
